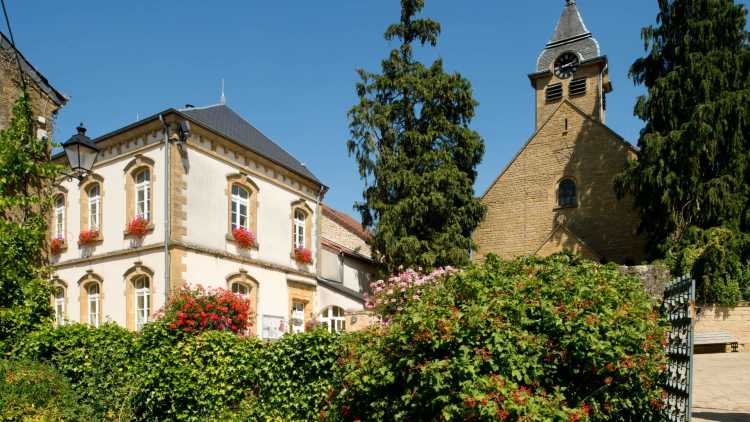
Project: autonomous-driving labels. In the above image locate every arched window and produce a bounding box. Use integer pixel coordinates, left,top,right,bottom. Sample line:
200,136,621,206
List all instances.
87,184,101,231
558,179,577,208
231,281,251,297
134,276,150,331
54,287,65,326
87,283,100,327
320,306,346,333
231,184,249,230
294,209,306,249
135,169,151,220
54,195,66,240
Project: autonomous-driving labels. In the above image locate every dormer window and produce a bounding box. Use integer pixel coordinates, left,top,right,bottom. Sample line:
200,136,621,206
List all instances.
569,77,587,97
546,83,563,103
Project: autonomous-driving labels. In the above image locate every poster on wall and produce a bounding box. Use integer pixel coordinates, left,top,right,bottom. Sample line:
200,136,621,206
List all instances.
262,315,286,340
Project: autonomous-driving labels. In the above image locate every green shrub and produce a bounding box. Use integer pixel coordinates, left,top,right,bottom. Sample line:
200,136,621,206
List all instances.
13,323,136,420
129,330,263,421
0,359,92,421
667,227,750,305
324,254,668,421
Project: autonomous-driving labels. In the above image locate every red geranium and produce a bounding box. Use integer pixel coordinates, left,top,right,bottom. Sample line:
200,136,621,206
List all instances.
232,227,257,249
159,284,253,337
126,215,150,238
78,229,99,246
50,237,65,255
294,247,313,264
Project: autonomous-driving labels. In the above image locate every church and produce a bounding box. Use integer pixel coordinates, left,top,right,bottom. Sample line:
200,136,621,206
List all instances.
473,0,646,265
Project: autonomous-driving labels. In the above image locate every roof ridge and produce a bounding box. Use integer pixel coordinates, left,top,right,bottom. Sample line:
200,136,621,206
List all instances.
178,103,224,112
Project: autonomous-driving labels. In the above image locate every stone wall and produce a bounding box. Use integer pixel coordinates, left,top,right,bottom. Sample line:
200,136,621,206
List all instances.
0,49,61,133
695,303,750,353
619,264,671,300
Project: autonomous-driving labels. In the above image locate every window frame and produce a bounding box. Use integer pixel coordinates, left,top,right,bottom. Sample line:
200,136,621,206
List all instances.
87,184,101,231
87,283,100,328
54,194,66,240
320,306,346,333
134,276,150,331
231,184,250,231
53,286,66,326
557,178,578,208
293,209,306,249
134,169,151,221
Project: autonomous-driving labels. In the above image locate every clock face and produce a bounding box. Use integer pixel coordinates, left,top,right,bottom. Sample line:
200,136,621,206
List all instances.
554,52,579,79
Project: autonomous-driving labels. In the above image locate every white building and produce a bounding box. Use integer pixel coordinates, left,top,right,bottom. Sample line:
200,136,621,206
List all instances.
50,103,366,337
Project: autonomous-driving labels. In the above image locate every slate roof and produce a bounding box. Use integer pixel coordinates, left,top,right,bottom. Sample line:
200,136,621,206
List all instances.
536,1,601,72
180,104,321,183
1,32,67,106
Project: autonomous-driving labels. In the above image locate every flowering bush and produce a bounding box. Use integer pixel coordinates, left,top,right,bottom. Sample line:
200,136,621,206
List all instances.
77,230,99,246
125,215,150,238
160,285,252,336
232,227,257,249
324,254,668,421
50,237,65,255
294,247,313,264
366,266,458,317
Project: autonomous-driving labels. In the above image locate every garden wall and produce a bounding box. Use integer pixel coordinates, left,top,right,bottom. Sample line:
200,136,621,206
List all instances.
618,264,671,300
694,303,750,353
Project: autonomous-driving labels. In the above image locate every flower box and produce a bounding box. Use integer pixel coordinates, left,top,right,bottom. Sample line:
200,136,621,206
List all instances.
78,229,100,246
231,227,257,249
126,216,150,238
294,247,313,264
50,237,65,255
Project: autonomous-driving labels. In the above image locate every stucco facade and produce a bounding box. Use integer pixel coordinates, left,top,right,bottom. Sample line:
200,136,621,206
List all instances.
51,104,358,336
473,1,646,264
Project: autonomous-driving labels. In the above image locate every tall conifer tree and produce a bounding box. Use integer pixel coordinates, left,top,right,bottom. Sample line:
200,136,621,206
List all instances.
348,0,485,275
616,0,750,254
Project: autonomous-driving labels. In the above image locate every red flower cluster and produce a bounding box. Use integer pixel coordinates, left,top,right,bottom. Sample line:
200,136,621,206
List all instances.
126,215,150,238
78,229,99,246
50,237,65,255
162,285,253,336
294,247,313,264
232,227,257,249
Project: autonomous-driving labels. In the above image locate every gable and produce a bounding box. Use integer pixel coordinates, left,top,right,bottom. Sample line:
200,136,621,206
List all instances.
481,99,636,200
535,224,600,261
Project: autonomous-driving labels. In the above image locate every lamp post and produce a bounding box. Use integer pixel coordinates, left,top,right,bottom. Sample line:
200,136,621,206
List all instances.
62,123,98,180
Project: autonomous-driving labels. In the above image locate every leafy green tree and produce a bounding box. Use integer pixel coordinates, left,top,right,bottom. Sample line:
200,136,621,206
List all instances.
347,0,485,275
0,94,59,351
616,0,750,254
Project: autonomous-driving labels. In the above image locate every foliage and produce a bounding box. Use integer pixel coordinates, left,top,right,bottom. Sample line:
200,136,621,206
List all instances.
222,329,341,421
13,323,137,420
129,330,263,421
77,229,99,246
366,266,458,317
294,247,313,264
159,285,253,338
666,226,750,305
232,227,257,249
125,215,150,238
615,0,750,255
0,359,93,421
324,254,668,421
347,0,485,275
0,94,59,352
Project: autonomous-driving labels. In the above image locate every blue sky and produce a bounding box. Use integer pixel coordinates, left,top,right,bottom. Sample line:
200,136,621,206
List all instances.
6,1,749,218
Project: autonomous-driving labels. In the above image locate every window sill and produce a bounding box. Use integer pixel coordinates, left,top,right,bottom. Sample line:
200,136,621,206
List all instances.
123,223,155,239
78,237,103,248
226,233,259,250
553,205,578,211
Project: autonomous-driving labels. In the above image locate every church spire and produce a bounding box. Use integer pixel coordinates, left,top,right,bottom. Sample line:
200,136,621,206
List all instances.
535,0,600,72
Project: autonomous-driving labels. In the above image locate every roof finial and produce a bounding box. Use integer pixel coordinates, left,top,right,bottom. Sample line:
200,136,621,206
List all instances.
220,78,226,105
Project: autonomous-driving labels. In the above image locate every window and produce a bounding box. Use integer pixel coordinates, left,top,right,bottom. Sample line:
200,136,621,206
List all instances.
294,209,306,249
231,184,249,230
320,306,346,333
231,282,250,297
54,195,65,240
87,184,101,231
134,276,150,331
546,83,563,102
87,284,100,327
54,287,65,326
569,77,587,97
135,169,150,220
558,179,577,208
291,302,305,334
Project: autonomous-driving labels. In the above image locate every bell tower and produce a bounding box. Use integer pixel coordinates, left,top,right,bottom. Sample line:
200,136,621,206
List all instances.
529,0,612,129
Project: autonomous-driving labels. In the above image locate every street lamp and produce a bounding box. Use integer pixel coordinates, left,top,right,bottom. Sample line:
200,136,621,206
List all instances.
62,123,99,180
